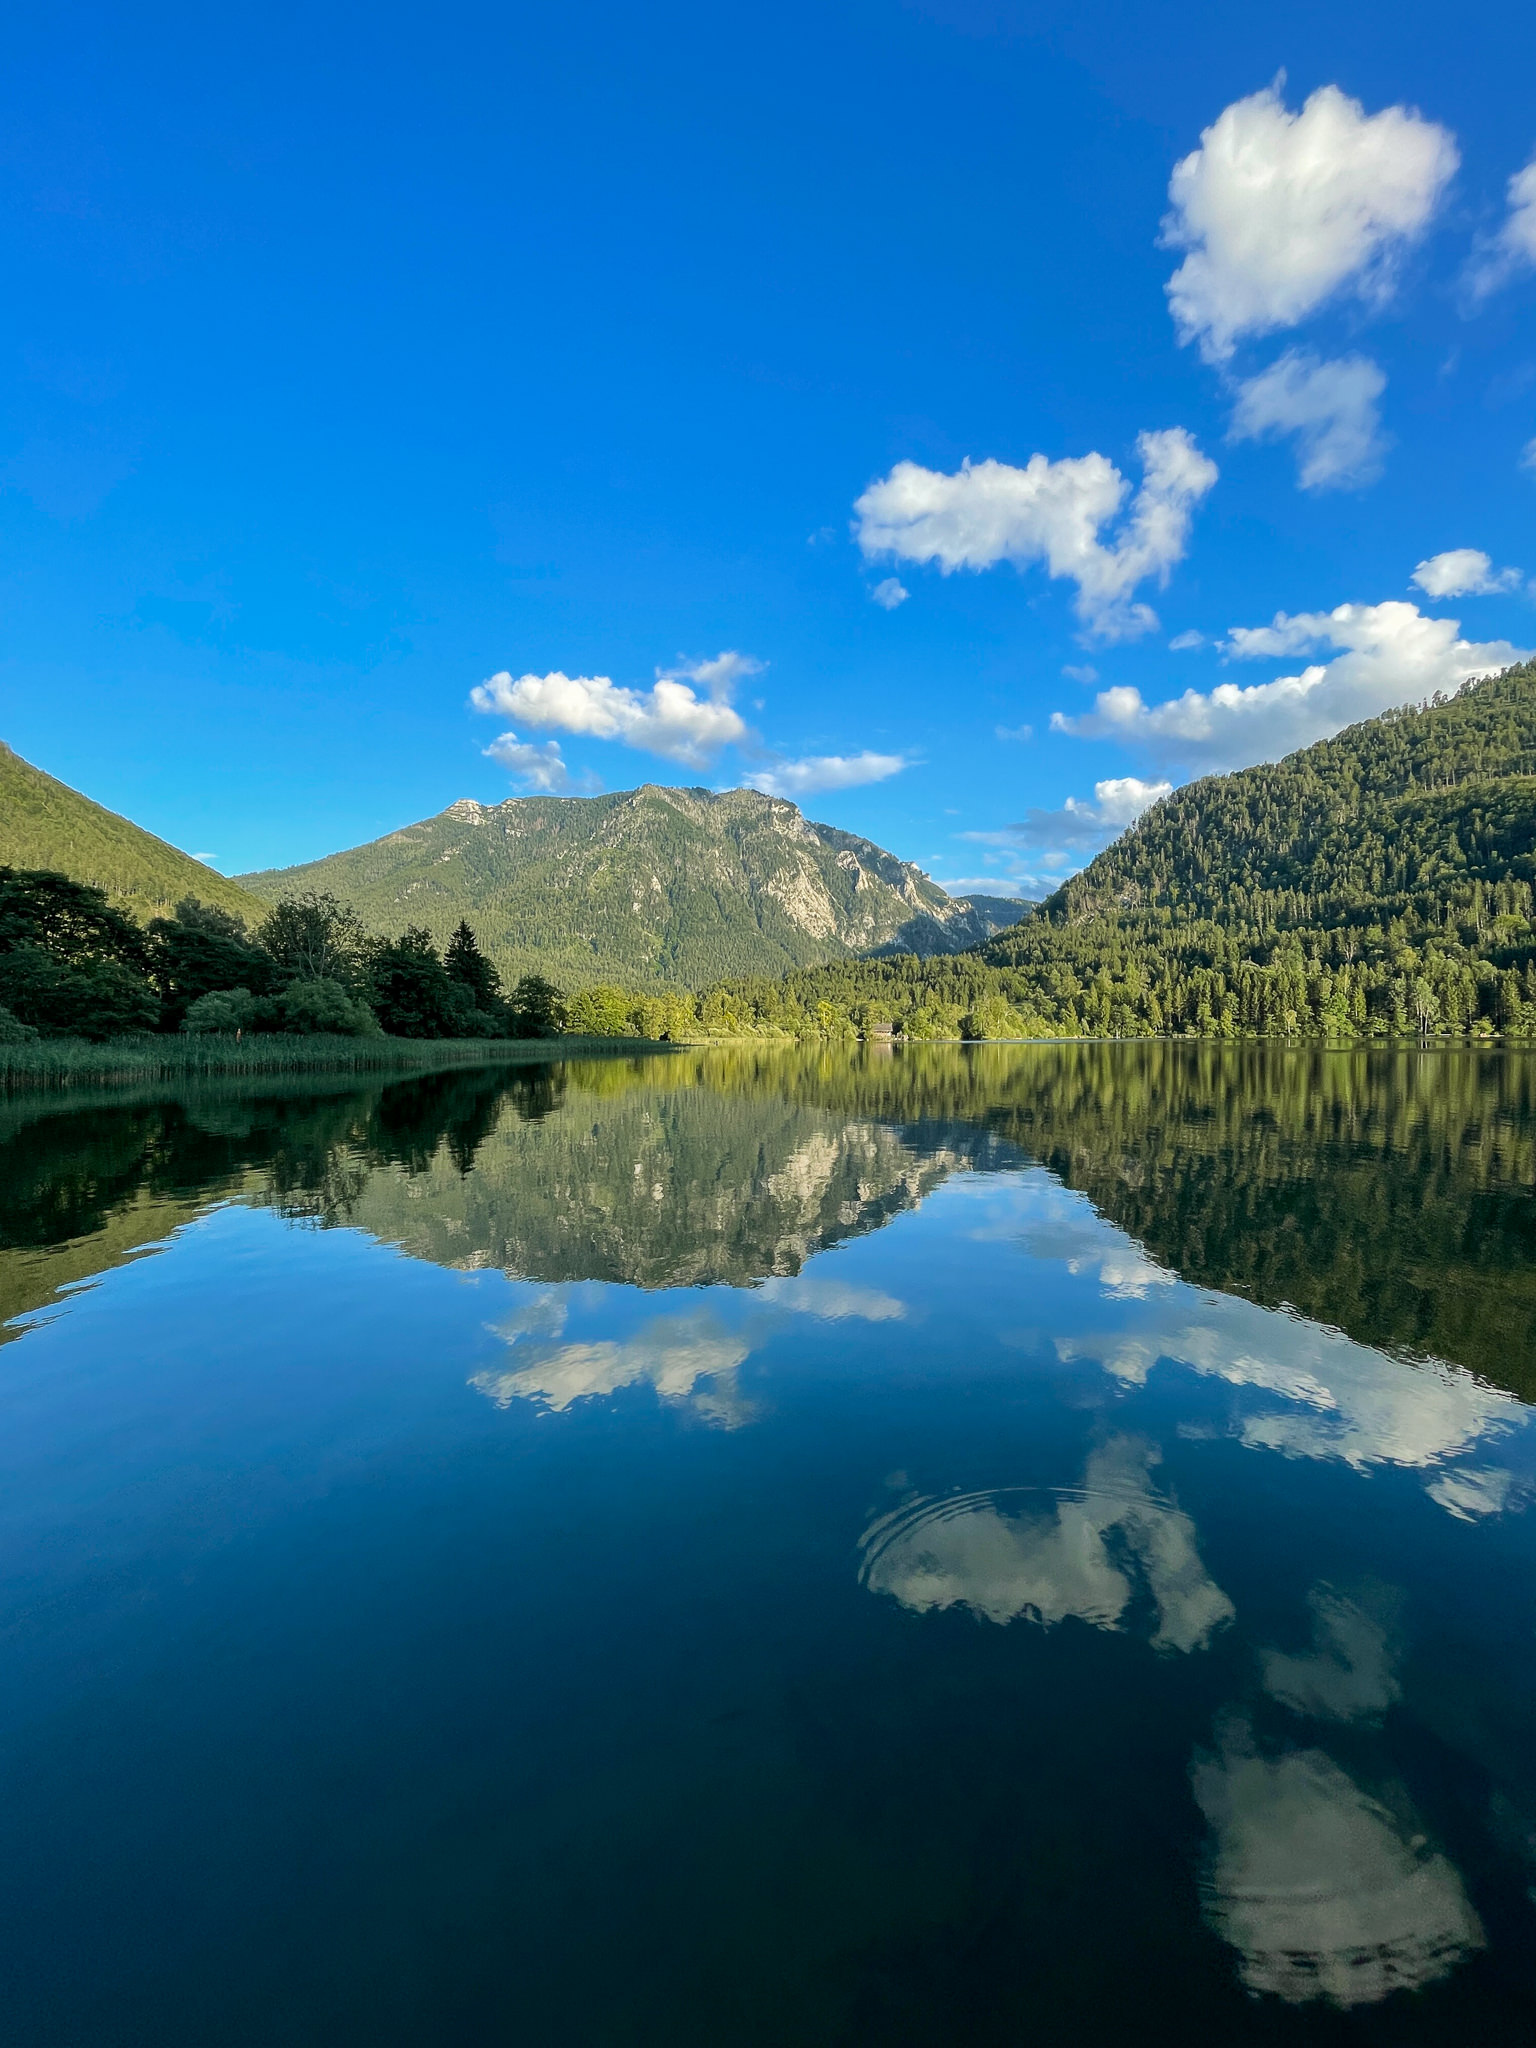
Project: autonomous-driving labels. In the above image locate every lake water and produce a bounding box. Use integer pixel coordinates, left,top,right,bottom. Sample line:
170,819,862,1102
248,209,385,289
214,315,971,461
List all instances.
5,1043,1536,2044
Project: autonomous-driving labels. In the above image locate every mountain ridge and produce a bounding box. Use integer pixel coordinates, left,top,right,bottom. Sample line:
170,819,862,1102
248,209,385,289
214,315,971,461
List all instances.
237,782,1030,989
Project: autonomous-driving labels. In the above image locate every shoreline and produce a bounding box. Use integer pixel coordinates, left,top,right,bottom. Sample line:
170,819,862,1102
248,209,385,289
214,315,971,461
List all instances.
0,1032,679,1093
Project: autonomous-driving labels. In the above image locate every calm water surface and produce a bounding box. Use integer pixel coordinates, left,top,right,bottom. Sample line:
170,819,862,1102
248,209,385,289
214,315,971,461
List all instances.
4,1043,1536,2044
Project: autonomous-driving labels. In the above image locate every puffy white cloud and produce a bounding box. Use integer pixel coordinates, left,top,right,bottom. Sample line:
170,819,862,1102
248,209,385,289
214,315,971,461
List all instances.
1465,151,1536,301
470,652,755,769
1054,600,1529,772
744,751,906,798
1169,629,1205,651
853,428,1217,641
484,730,588,793
859,1436,1233,1654
1163,83,1458,362
870,577,909,610
1193,1721,1483,2007
1229,350,1387,490
1411,548,1523,598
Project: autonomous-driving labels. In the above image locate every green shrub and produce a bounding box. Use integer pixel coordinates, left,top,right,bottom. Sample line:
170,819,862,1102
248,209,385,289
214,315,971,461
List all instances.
277,977,381,1036
181,987,259,1034
565,985,633,1036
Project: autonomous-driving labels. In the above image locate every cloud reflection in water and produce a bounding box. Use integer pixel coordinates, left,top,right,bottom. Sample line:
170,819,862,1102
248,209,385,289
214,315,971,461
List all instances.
469,1273,907,1427
1193,1718,1484,2008
859,1437,1233,1654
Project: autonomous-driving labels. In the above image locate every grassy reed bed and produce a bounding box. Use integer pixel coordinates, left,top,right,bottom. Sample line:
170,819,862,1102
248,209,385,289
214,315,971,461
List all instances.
0,1031,674,1092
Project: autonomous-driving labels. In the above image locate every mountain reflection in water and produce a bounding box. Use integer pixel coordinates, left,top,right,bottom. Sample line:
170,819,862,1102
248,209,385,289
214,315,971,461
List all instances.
5,1042,1536,2041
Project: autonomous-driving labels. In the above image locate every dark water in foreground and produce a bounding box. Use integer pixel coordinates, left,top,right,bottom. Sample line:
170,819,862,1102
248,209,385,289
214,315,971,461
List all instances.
4,1042,1536,2045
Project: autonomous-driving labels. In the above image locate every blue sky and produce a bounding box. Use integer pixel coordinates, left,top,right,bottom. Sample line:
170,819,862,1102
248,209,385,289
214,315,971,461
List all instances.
2,0,1534,894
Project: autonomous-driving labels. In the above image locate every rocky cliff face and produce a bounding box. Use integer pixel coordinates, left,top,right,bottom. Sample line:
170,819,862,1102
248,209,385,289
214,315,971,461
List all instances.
239,783,1027,988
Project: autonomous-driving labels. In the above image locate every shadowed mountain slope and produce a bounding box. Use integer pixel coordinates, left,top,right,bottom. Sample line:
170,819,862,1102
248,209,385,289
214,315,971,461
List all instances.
0,742,265,926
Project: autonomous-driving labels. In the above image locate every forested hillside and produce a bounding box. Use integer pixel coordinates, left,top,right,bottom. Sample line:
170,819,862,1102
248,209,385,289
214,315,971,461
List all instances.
0,743,265,926
682,660,1536,1041
237,783,1027,988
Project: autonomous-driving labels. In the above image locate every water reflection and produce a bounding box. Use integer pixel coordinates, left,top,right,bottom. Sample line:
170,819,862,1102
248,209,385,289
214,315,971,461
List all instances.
1192,1717,1484,2008
5,1043,1535,1389
471,1304,754,1426
5,1043,1536,2038
1055,1278,1526,1501
859,1437,1234,1654
1260,1585,1401,1724
469,1275,907,1424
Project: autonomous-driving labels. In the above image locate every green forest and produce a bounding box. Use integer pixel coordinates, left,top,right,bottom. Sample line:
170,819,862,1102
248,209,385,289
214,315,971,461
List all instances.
662,657,1536,1043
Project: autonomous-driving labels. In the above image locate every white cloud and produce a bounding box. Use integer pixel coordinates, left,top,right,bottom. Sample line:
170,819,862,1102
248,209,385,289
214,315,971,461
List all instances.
1412,548,1524,598
1163,82,1458,362
1169,629,1205,650
1229,350,1387,490
936,876,1033,899
1524,437,1536,477
470,652,756,769
995,722,1033,742
744,751,906,798
969,775,1172,864
871,577,909,610
860,1436,1234,1656
1054,600,1529,772
1193,1722,1483,2007
1062,663,1099,684
853,428,1217,641
1465,151,1536,301
484,730,591,793
668,649,765,698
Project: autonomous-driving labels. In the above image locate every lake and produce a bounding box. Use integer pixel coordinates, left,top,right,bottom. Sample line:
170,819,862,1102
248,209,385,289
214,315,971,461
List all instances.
4,1042,1536,2044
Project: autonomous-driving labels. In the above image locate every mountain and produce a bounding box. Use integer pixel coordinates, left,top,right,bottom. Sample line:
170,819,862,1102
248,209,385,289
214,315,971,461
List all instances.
0,742,266,927
237,783,1030,989
692,659,1536,1040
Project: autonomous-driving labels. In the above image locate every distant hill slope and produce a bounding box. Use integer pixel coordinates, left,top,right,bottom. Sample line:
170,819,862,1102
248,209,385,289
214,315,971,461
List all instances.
237,784,1029,988
0,742,266,926
1011,654,1536,940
